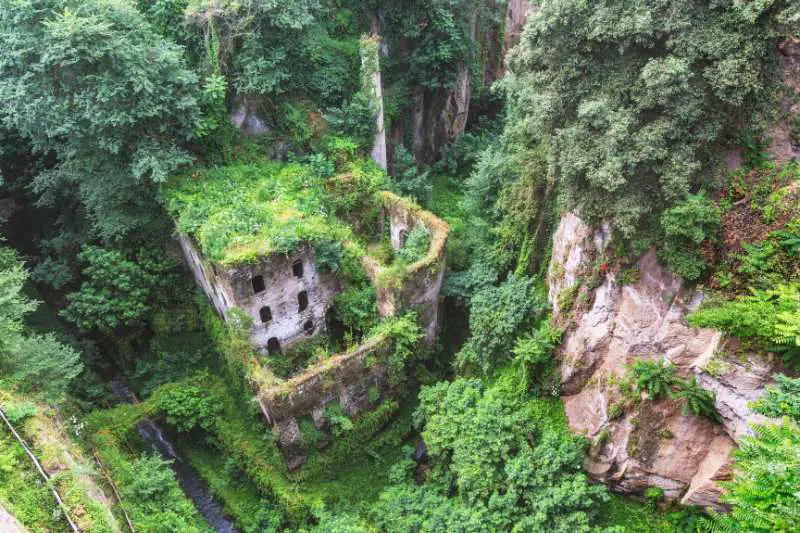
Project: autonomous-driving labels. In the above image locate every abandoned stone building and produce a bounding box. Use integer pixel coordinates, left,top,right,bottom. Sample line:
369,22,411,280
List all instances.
174,179,449,469
178,190,447,354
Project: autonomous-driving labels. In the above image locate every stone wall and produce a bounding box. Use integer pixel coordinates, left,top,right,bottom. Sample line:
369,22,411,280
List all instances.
258,335,394,470
363,192,449,343
547,213,775,509
224,246,340,352
179,191,448,470
178,236,340,353
178,233,236,317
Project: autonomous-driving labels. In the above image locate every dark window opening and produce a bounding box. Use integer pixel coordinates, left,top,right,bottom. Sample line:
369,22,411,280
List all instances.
298,291,309,312
251,275,265,294
259,306,272,323
303,320,314,335
292,260,304,278
399,229,409,247
267,337,281,356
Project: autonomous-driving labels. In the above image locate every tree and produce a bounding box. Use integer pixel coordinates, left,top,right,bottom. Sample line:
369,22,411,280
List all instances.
501,0,789,239
62,246,181,332
454,275,545,373
0,246,82,402
0,0,201,241
373,375,608,532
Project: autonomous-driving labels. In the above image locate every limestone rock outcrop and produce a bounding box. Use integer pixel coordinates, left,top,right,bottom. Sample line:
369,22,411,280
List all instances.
548,213,775,508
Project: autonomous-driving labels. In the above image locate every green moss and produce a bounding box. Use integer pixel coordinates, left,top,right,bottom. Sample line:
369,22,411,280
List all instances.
558,282,581,314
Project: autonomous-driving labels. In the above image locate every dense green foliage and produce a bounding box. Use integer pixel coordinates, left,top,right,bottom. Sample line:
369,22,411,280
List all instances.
455,275,545,373
751,374,800,421
625,358,720,422
63,246,181,331
164,158,384,265
501,0,791,240
0,432,69,531
372,374,608,532
395,225,432,264
659,194,722,280
93,430,212,532
689,283,800,368
707,420,800,532
0,0,796,531
0,0,201,242
0,247,81,401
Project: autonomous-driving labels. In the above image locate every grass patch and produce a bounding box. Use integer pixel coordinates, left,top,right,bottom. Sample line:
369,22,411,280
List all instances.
182,441,280,533
163,158,385,266
0,429,68,532
595,493,704,532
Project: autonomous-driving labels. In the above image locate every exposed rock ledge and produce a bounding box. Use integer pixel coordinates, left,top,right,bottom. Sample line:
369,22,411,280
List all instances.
548,213,774,509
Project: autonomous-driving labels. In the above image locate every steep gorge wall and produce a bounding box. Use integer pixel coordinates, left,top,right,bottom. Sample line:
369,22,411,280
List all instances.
548,213,775,508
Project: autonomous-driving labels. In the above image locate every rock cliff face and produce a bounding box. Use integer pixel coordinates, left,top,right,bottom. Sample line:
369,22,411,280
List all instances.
548,213,775,508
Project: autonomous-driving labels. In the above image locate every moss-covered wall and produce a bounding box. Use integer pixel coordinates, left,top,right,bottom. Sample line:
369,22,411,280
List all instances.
258,335,394,470
178,190,447,470
365,192,449,343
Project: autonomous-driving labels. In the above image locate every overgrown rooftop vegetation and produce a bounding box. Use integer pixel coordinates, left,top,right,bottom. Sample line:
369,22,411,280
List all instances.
163,155,385,266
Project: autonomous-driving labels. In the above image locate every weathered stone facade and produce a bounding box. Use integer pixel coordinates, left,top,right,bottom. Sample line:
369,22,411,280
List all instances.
364,192,449,344
179,236,340,353
259,335,394,470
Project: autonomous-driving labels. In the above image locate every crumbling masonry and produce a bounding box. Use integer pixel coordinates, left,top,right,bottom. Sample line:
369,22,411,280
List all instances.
179,191,448,469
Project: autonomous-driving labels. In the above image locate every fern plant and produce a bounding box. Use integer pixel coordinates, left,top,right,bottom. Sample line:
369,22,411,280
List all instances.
704,420,800,532
689,283,800,370
676,376,721,423
628,358,680,400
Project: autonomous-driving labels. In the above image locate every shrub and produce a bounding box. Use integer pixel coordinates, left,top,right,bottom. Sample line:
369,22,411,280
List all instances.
395,226,431,264
512,320,561,395
374,376,609,532
706,420,800,532
332,285,378,335
627,359,680,400
750,373,800,421
154,380,222,432
390,145,432,205
688,283,800,369
455,275,544,374
643,487,664,509
659,194,721,281
325,90,375,152
314,240,343,273
324,402,354,437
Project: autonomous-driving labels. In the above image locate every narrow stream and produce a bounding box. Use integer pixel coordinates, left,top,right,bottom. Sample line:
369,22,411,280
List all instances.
110,378,237,533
